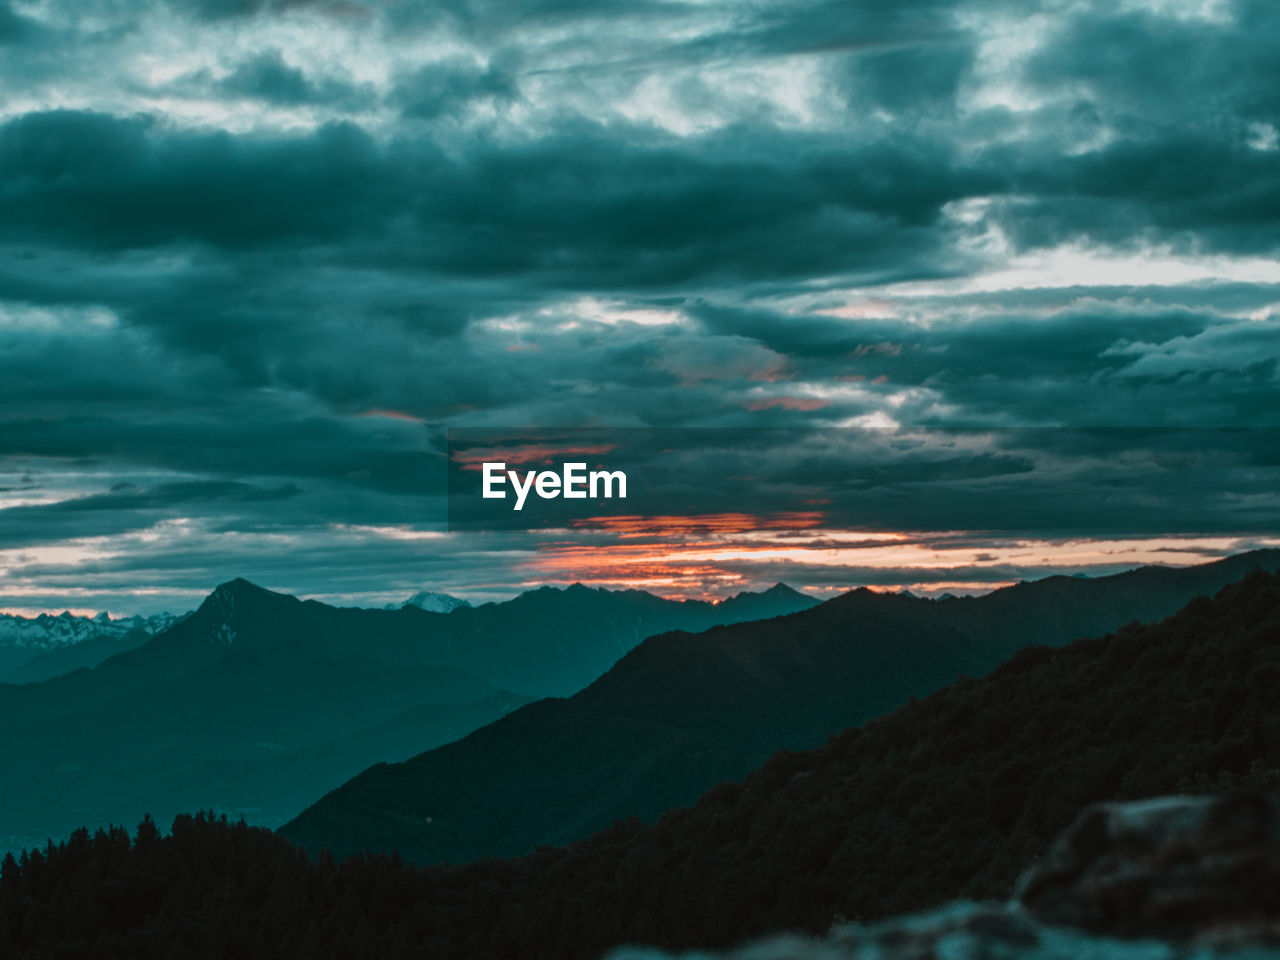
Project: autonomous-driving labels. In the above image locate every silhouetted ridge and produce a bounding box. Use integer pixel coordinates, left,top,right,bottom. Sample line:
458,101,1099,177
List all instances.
730,583,800,599
281,551,1280,867
821,584,900,606
0,577,814,854
202,577,290,608
192,578,297,646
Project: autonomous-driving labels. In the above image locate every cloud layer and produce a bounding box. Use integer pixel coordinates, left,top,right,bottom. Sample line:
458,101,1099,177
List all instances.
1,0,1279,612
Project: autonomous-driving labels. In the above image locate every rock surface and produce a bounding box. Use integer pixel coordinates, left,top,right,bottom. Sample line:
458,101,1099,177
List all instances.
607,791,1280,960
1017,790,1280,943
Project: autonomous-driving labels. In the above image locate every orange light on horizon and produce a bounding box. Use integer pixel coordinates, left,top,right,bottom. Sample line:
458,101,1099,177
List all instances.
515,532,1280,601
571,511,827,536
450,443,620,471
531,564,749,601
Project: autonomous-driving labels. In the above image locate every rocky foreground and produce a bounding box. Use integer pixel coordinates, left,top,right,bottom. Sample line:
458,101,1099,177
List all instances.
609,790,1280,959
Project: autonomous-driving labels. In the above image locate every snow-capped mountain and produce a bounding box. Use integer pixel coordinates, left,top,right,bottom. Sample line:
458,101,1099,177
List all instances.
385,591,472,614
0,609,181,650
0,609,187,683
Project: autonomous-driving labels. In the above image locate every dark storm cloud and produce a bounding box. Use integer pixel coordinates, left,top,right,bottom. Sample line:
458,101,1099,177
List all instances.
0,481,299,546
1025,2,1280,128
173,0,368,22
0,415,443,497
824,27,975,116
0,2,42,43
432,0,968,65
2,2,1276,275
990,136,1280,256
394,58,520,119
0,113,391,251
447,427,1280,535
216,50,372,106
0,109,981,288
688,297,1280,428
382,0,707,37
979,1,1280,256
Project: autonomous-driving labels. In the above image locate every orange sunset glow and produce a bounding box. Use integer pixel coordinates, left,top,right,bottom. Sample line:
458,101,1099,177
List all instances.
450,443,620,471
507,518,1280,600
570,512,828,536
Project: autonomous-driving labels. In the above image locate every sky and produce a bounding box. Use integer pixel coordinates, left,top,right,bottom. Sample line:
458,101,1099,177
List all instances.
1,0,1279,615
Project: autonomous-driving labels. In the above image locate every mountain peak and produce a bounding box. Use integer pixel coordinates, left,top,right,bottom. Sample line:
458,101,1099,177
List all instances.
721,583,802,602
818,585,906,609
764,582,801,596
397,591,471,614
514,583,592,602
207,577,275,606
838,586,876,599
197,579,292,645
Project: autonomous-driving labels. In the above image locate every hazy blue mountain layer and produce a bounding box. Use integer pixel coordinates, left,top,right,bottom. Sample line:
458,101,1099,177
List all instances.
282,550,1280,866
0,578,814,853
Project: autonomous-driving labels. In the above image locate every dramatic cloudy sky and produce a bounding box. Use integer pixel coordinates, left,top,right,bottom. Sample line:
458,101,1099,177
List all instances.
2,0,1279,614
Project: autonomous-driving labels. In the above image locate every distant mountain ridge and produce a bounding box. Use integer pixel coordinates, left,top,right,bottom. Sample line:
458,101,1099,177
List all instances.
280,549,1280,867
0,608,180,647
405,580,819,697
0,609,185,684
0,577,816,854
385,591,472,613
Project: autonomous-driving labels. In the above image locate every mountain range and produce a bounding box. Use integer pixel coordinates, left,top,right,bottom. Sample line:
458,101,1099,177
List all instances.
4,560,1278,959
0,578,815,853
0,609,185,684
413,581,820,697
281,549,1280,867
384,591,472,614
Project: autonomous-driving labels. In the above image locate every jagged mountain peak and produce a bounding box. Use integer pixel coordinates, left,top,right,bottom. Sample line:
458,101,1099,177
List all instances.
723,583,795,601
195,579,295,645
211,576,273,596
509,583,593,604
399,591,471,614
203,578,295,608
824,585,890,606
